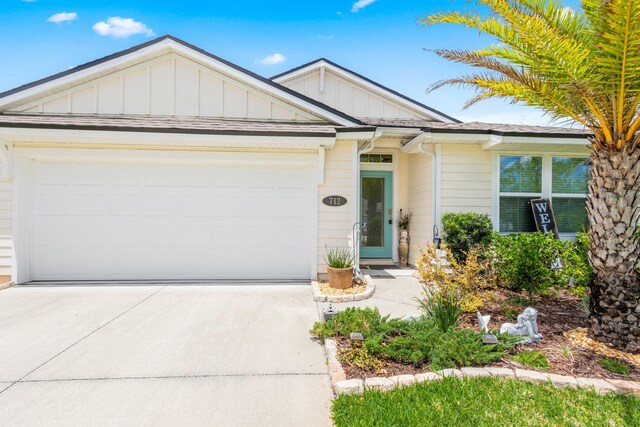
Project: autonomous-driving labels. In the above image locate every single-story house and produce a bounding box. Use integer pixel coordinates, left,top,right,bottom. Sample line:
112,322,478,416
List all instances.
0,35,591,284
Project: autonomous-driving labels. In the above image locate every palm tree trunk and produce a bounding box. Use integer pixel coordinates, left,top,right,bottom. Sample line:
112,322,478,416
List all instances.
587,139,640,353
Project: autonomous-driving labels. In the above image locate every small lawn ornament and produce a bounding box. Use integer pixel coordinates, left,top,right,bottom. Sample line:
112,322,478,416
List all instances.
477,311,491,333
477,311,498,344
500,307,542,343
323,303,338,322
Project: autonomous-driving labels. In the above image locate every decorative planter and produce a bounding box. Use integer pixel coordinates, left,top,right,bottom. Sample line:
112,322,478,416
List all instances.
327,267,354,289
398,229,410,267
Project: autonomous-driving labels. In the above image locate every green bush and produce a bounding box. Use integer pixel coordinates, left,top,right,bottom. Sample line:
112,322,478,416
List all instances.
599,358,630,376
310,307,389,340
513,350,550,369
441,212,494,262
416,287,462,333
573,231,594,289
311,307,511,370
493,232,586,298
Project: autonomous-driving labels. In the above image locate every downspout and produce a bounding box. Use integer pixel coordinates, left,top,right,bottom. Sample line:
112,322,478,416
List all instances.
418,141,440,241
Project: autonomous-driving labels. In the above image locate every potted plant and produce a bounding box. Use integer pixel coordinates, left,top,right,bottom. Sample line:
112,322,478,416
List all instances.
325,246,355,289
397,210,413,267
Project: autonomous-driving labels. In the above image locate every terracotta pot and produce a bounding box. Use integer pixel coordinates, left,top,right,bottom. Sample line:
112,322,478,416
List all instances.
327,266,354,289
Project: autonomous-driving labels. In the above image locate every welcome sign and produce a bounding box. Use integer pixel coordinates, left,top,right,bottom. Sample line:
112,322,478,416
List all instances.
530,198,559,238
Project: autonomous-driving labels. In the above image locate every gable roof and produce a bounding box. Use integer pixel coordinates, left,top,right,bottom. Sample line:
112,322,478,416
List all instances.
271,58,460,124
0,35,363,126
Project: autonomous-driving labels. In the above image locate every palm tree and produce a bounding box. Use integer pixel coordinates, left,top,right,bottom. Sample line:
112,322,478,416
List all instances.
421,0,639,352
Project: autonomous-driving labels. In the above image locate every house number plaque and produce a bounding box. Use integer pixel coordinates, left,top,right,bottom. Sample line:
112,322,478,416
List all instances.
322,196,348,207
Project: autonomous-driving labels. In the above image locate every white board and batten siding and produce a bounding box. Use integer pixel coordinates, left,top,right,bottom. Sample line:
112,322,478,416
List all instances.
440,144,493,216
11,53,323,122
279,69,425,120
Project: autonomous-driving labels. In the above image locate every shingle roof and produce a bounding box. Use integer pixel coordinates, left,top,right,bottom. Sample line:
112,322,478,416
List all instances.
0,114,339,137
362,119,592,138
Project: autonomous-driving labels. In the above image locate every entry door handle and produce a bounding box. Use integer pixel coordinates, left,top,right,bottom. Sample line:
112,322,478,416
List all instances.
388,218,393,225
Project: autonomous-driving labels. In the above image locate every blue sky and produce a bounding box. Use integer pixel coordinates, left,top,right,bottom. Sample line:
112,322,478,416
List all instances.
1,0,553,124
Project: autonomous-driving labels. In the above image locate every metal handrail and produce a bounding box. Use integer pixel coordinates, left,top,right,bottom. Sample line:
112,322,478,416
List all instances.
352,221,363,280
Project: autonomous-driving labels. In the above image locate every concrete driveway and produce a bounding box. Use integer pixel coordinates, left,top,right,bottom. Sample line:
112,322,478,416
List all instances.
0,284,332,427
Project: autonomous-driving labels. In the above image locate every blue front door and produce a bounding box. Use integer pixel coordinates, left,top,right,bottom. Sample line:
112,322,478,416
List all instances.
360,171,393,258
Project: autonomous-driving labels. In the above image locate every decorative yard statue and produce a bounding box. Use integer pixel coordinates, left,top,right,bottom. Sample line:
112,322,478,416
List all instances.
477,311,498,344
500,307,542,343
477,311,491,333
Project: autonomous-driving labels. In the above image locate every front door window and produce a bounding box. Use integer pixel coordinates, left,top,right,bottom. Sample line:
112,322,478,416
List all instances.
360,171,392,258
361,177,385,248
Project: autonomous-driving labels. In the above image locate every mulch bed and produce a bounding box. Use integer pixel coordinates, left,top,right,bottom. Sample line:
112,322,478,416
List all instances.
338,289,640,381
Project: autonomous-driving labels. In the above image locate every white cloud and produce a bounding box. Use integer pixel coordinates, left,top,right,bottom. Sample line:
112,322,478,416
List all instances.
257,53,286,66
351,0,376,13
47,12,78,24
92,17,154,39
318,35,335,40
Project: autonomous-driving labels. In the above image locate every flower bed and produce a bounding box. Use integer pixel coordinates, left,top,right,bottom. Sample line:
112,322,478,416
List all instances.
311,299,640,393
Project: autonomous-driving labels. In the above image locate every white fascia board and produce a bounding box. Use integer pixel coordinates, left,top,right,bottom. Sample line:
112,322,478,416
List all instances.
273,61,457,123
336,130,376,140
482,134,589,150
0,127,336,150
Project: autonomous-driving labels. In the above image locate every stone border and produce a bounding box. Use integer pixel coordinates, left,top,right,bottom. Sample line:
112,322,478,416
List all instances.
323,338,640,396
312,276,375,302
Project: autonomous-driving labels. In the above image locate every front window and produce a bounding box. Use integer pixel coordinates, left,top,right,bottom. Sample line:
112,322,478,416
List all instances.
499,155,589,234
551,157,590,233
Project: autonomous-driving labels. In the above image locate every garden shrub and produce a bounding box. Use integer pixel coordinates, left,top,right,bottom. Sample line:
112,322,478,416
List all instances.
416,244,495,312
338,345,385,375
441,212,494,262
599,358,630,376
416,287,462,333
572,231,594,291
311,307,512,370
513,350,549,369
310,307,390,340
493,232,584,299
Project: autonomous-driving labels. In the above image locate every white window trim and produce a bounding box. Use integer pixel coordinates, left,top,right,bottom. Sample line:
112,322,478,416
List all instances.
492,152,589,238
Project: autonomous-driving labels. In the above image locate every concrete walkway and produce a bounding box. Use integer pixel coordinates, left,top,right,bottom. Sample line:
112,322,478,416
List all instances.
0,284,332,427
320,269,424,318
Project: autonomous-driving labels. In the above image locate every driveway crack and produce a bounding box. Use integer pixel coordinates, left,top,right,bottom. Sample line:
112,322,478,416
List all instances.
0,285,167,395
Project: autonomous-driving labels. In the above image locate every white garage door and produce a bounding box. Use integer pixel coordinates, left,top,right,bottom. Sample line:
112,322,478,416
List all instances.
32,160,313,281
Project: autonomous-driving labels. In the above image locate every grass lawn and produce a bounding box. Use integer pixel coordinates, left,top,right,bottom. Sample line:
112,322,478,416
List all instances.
332,377,640,427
